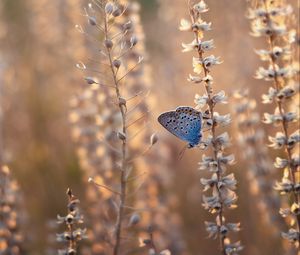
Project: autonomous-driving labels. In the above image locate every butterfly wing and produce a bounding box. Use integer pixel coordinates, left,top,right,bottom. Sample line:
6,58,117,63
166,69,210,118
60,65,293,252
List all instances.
158,106,202,146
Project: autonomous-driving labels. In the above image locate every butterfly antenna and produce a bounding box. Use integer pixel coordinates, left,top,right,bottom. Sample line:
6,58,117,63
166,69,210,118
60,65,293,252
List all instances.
178,144,188,160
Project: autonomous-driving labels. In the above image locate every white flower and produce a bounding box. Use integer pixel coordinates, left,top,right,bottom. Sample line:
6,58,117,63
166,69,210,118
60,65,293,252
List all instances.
247,8,268,19
212,90,227,104
202,55,222,68
268,132,286,149
188,74,203,83
255,46,291,61
255,65,290,80
282,228,300,242
193,1,209,13
251,20,287,37
288,129,300,149
215,132,230,148
219,173,237,190
288,29,297,44
277,85,295,100
274,157,289,169
160,250,171,255
182,40,197,52
201,39,214,51
292,154,300,168
179,18,192,31
202,194,221,212
194,94,209,109
218,153,235,166
262,87,277,104
199,154,217,172
205,221,218,238
193,21,212,31
213,112,231,126
225,242,243,254
201,173,218,191
223,191,238,208
248,5,292,19
263,112,282,125
269,5,293,16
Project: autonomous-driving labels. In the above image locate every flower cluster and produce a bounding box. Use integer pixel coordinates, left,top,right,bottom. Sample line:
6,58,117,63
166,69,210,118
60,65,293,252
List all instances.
181,1,242,254
232,90,284,233
56,188,87,255
0,165,24,255
247,0,300,249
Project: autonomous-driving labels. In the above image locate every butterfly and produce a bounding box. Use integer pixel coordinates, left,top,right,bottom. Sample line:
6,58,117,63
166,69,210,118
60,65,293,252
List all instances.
158,106,203,148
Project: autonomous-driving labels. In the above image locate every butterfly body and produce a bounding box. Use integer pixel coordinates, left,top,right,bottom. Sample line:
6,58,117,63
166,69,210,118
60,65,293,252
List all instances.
158,106,202,147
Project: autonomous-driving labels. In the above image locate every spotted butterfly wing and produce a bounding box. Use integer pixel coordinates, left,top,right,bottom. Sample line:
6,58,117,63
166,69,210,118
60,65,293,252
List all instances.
158,106,202,147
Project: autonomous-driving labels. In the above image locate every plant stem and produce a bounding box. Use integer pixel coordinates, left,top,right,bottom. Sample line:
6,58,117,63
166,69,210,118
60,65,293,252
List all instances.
67,189,75,251
262,0,300,243
103,12,128,255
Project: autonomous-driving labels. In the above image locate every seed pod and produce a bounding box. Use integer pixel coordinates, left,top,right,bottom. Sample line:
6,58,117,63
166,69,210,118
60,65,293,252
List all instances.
128,213,140,226
104,39,113,49
88,16,97,26
113,59,121,69
84,77,97,85
112,6,122,17
117,131,126,140
130,35,138,47
118,97,126,107
123,21,133,31
150,133,158,145
105,2,114,14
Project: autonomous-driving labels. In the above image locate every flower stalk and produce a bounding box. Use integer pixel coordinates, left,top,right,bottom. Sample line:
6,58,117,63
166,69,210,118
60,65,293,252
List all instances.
102,8,128,255
247,0,300,249
181,1,242,254
56,188,87,255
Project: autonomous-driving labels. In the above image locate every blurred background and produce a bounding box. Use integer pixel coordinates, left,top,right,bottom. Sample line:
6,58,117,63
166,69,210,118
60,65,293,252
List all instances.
0,0,298,254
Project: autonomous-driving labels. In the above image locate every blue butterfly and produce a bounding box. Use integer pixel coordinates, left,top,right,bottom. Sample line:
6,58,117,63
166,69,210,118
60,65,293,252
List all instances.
158,106,203,148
